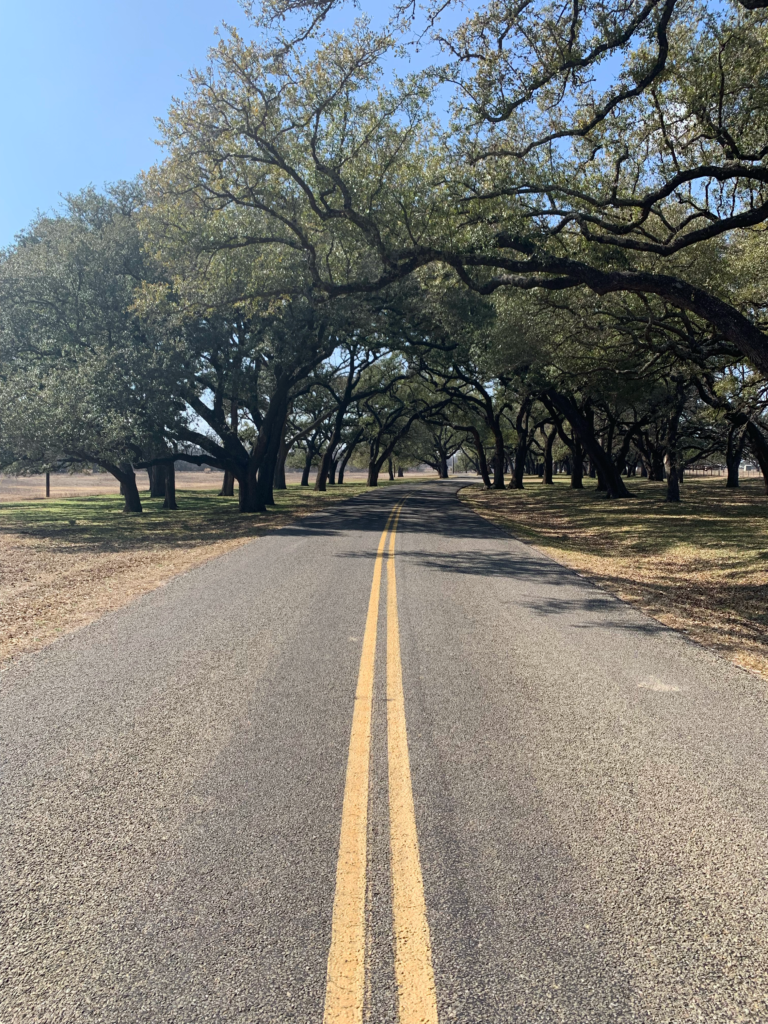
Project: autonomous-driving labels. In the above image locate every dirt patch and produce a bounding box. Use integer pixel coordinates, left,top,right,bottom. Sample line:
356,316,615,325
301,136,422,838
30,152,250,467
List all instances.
461,477,768,681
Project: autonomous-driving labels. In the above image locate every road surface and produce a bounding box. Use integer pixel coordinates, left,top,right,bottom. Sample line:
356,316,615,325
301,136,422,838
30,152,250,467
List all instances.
2,480,768,1023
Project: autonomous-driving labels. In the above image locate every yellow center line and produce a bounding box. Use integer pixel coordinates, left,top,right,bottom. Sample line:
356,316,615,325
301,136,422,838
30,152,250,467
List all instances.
323,503,402,1024
387,503,439,1024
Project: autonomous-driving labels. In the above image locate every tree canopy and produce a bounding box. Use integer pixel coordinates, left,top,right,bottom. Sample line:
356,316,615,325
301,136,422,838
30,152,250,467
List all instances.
2,0,767,508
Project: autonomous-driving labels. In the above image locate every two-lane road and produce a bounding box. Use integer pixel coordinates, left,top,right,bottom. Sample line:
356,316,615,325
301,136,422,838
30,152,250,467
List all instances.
2,481,768,1022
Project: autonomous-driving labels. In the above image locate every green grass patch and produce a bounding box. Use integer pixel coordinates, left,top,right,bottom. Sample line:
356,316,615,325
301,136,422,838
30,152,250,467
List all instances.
0,482,378,552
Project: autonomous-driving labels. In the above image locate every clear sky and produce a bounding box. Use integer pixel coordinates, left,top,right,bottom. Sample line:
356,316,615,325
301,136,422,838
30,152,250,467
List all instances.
0,0,510,248
0,1,261,246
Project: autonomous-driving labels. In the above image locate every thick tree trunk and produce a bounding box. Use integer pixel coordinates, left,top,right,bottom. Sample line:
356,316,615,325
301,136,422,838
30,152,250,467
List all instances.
329,458,338,485
438,453,449,478
367,459,379,486
510,402,533,489
571,444,584,489
725,423,745,488
397,466,404,477
664,387,687,503
119,470,143,513
301,450,313,486
147,464,166,498
315,448,332,492
388,457,395,481
510,446,525,489
219,469,235,496
163,463,178,510
274,440,289,491
543,428,555,484
491,426,506,489
237,467,265,513
103,461,143,512
543,390,631,498
465,427,492,488
665,454,681,503
256,452,277,508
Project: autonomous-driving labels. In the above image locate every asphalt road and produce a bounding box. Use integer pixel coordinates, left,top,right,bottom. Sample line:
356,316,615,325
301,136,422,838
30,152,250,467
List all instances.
2,480,768,1024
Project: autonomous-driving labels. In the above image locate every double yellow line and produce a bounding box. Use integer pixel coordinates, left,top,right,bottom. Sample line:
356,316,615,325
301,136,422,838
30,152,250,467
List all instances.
323,500,438,1024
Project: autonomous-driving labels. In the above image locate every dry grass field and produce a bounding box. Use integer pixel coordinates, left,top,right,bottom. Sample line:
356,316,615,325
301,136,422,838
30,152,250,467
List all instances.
0,480,387,666
462,476,768,681
0,468,374,502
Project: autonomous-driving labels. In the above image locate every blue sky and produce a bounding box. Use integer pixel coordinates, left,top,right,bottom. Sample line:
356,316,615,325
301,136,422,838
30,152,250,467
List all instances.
0,0,616,247
0,1,258,245
0,0,430,247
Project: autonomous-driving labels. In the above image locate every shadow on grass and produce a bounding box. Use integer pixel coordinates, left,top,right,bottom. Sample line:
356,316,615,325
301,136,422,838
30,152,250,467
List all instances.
0,485,375,554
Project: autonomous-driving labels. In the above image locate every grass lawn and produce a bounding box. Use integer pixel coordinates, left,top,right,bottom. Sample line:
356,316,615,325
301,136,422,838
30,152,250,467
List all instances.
0,482,383,666
461,476,768,681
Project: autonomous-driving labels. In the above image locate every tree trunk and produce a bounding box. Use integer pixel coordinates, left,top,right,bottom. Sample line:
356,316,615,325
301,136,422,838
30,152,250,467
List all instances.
491,426,506,489
543,390,631,498
274,440,289,490
509,402,533,490
315,447,332,492
237,466,265,513
256,450,278,508
388,457,395,481
664,386,687,503
725,424,745,488
746,422,768,494
397,466,404,477
120,470,143,513
367,459,379,486
665,454,681,503
219,469,235,496
301,450,313,486
510,445,525,489
571,443,584,489
221,401,240,495
45,472,50,498
163,462,178,510
329,458,338,485
543,428,555,484
336,433,361,487
147,463,166,498
466,427,492,488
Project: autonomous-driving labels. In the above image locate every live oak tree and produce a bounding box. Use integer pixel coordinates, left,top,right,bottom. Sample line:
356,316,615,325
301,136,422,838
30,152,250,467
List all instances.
0,187,182,513
158,0,768,381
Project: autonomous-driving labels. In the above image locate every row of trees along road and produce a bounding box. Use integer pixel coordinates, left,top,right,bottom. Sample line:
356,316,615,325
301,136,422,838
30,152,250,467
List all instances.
1,0,767,511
